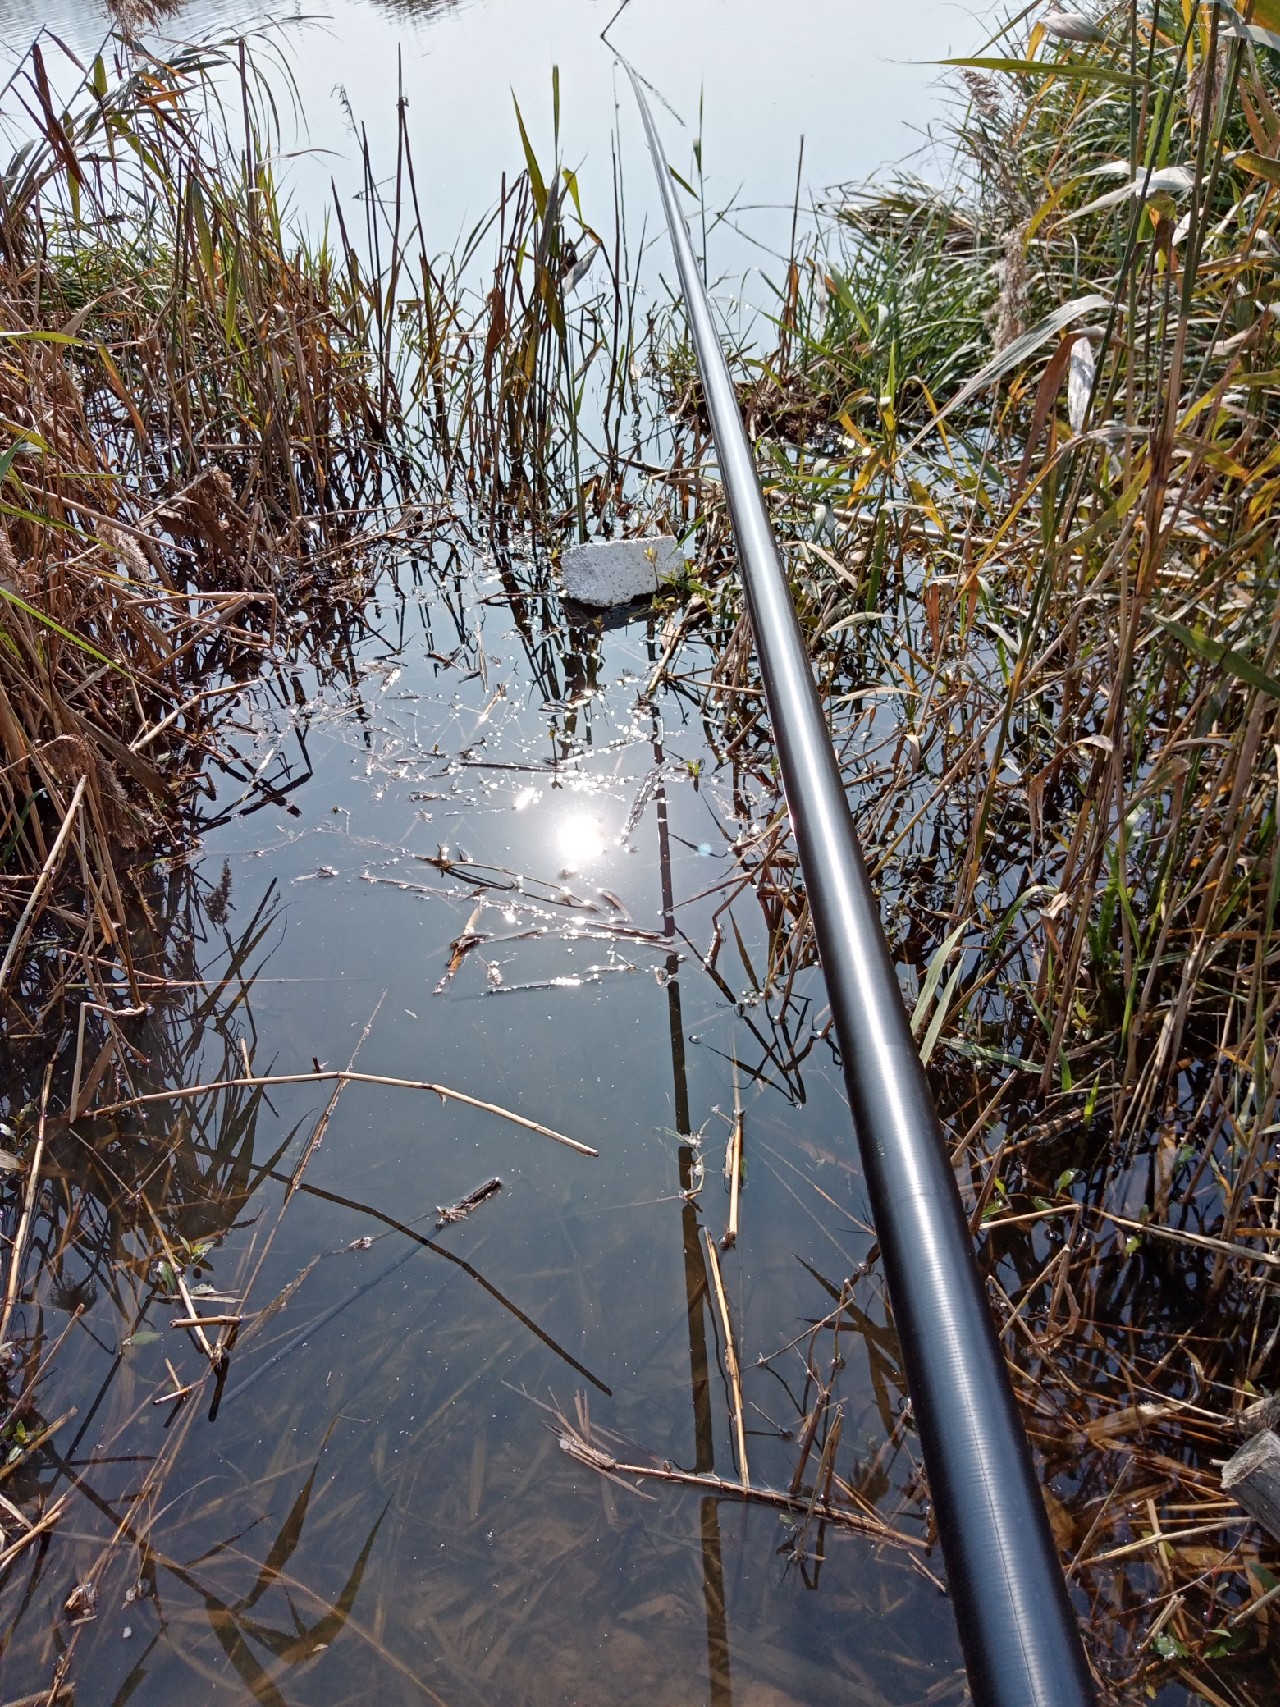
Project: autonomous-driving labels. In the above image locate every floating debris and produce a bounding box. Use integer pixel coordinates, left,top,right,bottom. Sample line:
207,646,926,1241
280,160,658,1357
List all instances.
64,1582,98,1624
436,1177,503,1227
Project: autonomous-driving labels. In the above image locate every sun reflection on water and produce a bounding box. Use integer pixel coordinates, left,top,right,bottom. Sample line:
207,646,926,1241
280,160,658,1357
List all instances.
556,810,609,871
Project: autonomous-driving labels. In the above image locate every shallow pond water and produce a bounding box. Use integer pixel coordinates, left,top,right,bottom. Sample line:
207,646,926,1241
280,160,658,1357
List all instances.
0,532,973,1705
0,4,991,1696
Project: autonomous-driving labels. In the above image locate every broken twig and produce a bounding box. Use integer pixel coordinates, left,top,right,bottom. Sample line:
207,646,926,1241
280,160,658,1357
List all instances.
71,1070,596,1156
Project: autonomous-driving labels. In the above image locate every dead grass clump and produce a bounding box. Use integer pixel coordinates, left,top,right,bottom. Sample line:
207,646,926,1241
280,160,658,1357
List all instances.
0,32,407,1051
0,37,420,1603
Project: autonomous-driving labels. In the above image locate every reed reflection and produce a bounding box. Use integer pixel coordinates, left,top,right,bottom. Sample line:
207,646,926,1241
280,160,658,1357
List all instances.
651,626,733,1707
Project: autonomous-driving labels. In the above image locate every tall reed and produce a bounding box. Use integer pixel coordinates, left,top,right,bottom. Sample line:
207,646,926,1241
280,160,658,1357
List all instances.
670,4,1280,1693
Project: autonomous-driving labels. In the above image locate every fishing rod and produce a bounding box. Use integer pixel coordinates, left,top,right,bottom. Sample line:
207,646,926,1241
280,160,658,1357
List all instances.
628,75,1095,1707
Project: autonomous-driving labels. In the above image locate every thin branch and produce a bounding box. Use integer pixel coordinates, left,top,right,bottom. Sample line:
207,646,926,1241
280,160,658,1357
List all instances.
69,1069,597,1156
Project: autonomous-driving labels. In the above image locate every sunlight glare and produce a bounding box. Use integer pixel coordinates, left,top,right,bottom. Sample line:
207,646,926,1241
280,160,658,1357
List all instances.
556,810,608,870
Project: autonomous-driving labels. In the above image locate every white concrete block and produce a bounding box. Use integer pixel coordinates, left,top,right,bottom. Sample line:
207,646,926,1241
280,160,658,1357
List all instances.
559,535,684,607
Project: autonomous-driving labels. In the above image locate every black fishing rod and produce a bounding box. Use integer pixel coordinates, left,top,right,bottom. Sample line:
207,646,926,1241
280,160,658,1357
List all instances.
628,77,1095,1707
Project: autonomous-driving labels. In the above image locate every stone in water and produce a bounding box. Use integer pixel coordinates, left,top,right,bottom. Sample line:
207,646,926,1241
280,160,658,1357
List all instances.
559,536,684,607
1223,1428,1280,1543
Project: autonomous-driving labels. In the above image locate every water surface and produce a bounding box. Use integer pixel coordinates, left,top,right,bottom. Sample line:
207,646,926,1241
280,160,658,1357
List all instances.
0,535,970,1705
9,0,987,270
0,3,999,1702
